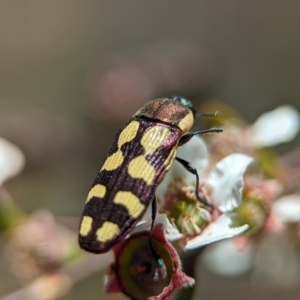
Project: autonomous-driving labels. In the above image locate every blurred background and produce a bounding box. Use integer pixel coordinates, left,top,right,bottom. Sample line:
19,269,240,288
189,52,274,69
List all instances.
0,1,300,299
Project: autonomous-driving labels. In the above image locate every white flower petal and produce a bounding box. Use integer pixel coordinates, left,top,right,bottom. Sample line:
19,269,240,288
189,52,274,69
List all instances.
272,194,300,223
201,239,255,277
154,213,183,241
0,137,25,185
207,153,253,212
184,214,248,250
156,136,208,201
252,105,300,147
135,213,183,241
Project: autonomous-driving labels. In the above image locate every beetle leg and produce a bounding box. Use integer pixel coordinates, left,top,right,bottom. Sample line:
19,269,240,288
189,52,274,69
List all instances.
148,196,163,267
175,156,212,208
178,127,222,146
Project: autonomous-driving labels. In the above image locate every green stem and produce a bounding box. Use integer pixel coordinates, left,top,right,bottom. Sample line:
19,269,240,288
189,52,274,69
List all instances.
0,187,25,232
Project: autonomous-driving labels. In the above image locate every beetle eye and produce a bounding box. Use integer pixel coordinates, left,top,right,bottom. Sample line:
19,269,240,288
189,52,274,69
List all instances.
168,95,183,102
168,95,195,116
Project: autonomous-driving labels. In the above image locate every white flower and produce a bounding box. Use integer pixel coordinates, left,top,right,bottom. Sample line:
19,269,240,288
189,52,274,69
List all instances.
202,226,300,284
207,153,253,212
135,213,184,241
0,137,25,185
185,214,248,250
201,239,255,276
139,136,251,249
252,105,300,147
272,194,300,223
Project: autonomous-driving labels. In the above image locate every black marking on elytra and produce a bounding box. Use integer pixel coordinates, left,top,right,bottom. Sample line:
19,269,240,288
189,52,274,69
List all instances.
79,117,181,253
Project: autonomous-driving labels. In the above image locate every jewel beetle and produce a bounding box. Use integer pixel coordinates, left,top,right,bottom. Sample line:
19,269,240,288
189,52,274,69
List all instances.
78,96,221,257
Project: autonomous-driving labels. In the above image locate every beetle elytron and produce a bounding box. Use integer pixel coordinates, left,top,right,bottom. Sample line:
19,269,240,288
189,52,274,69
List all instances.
79,96,221,260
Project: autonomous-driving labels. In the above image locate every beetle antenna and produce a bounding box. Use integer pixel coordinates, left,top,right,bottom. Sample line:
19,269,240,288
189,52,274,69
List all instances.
196,111,219,118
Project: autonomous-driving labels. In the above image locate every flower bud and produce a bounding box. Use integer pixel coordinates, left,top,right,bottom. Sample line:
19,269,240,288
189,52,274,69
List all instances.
105,224,194,300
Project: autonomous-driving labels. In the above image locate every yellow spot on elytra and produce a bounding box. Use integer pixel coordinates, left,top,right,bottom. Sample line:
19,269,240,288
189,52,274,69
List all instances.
95,222,120,242
118,120,140,146
86,184,106,202
128,156,156,185
113,191,145,218
101,151,124,171
101,121,140,172
127,125,170,185
178,111,194,133
141,126,170,154
79,216,93,236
